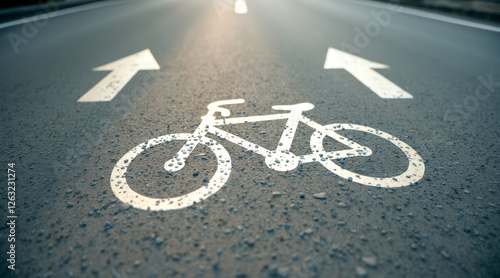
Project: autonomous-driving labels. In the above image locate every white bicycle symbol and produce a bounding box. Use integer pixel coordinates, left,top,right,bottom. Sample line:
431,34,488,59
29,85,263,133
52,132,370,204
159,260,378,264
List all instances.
111,99,425,211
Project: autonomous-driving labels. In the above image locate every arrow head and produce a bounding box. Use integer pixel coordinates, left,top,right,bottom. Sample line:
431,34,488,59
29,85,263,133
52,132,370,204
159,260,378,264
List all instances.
323,47,413,99
323,47,388,69
94,49,160,71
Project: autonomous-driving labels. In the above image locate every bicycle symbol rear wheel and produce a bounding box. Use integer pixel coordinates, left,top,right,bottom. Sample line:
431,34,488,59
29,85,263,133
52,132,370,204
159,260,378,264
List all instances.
311,124,425,187
110,133,231,211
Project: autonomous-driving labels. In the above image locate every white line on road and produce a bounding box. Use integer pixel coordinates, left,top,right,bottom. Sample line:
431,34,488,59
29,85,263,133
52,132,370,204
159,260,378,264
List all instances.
0,0,135,30
234,0,248,14
78,49,160,102
324,47,413,99
344,0,500,33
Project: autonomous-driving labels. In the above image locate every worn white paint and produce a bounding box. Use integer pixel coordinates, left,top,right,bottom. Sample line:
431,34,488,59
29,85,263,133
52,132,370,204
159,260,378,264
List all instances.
111,134,231,211
111,99,425,211
324,47,413,99
78,49,160,102
310,123,425,187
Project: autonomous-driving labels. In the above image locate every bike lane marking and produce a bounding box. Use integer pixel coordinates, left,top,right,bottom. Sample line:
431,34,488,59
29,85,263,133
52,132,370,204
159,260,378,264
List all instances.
78,49,160,102
111,99,426,211
324,47,413,99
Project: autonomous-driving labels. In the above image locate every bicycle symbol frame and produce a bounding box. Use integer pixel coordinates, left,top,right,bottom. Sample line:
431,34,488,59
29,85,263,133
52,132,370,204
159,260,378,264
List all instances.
111,99,425,211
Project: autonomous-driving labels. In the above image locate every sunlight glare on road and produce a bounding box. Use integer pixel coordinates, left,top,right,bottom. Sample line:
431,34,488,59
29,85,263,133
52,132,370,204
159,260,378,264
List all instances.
234,0,248,14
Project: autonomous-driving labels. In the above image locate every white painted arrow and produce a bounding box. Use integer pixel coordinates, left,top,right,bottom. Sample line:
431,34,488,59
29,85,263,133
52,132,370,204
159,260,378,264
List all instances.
78,49,160,102
324,47,413,99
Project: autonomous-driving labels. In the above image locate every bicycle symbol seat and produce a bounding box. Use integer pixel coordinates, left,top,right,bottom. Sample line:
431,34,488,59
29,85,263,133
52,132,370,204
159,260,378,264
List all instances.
111,99,425,211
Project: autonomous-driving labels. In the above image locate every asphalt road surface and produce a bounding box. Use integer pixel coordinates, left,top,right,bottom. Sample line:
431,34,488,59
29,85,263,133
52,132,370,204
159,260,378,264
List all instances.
1,0,500,277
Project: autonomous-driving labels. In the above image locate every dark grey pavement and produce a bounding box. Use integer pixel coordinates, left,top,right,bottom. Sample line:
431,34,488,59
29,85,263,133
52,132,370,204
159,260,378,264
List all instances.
1,0,499,277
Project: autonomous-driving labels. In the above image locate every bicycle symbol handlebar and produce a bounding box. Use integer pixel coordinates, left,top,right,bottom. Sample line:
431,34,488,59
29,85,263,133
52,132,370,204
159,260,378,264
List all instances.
206,99,245,117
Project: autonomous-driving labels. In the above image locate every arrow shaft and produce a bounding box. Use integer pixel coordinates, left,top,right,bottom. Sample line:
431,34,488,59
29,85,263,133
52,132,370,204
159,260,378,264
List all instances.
345,67,413,99
78,68,139,102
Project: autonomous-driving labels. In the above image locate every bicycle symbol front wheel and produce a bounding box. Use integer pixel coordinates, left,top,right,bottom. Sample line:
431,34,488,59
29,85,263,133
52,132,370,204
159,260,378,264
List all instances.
310,124,425,187
110,133,231,211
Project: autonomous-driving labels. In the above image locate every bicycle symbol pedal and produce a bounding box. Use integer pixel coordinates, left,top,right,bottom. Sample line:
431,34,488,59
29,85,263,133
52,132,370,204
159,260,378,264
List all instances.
111,99,425,211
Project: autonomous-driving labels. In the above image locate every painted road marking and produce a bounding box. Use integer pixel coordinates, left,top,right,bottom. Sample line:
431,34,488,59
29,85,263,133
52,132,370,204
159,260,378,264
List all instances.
344,0,500,33
0,0,135,30
234,0,248,14
324,47,413,99
111,99,425,211
78,49,160,102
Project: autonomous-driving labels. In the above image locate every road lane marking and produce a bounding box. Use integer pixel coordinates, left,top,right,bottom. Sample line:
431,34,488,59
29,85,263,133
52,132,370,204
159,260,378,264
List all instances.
0,0,135,30
78,49,159,102
344,0,500,33
112,99,425,211
234,0,248,14
324,47,413,99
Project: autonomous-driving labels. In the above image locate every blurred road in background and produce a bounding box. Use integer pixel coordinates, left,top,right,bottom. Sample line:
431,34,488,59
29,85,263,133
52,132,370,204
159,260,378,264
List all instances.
1,0,499,277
